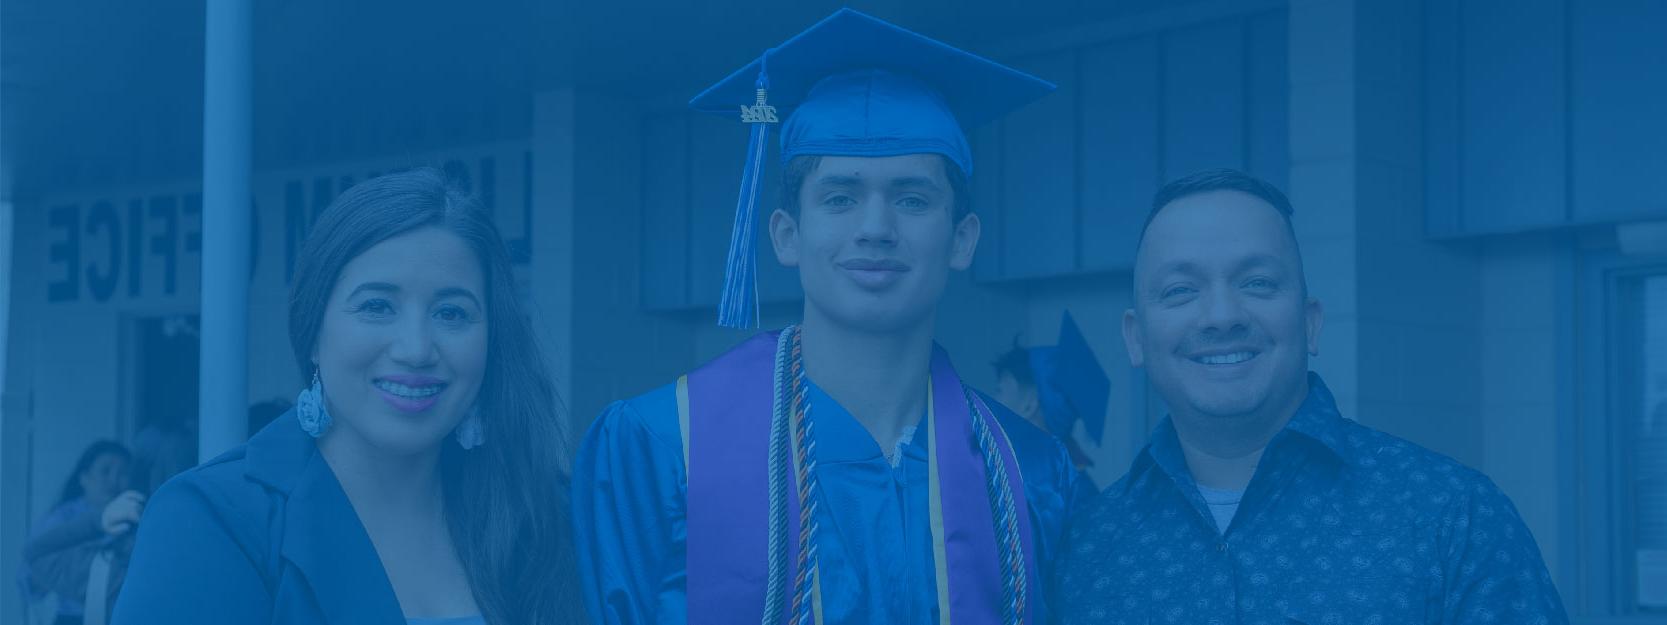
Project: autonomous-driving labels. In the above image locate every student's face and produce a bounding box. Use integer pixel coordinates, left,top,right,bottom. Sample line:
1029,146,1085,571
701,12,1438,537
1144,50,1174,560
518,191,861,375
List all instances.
314,227,489,456
80,453,128,504
771,154,979,334
1122,190,1322,425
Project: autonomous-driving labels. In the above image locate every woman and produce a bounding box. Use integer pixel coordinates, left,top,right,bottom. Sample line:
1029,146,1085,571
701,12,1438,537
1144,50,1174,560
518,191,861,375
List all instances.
19,440,139,625
113,168,580,624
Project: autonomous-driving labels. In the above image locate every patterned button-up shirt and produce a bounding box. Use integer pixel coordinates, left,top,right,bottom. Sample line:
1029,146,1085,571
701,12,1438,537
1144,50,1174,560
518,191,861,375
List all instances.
1055,373,1568,625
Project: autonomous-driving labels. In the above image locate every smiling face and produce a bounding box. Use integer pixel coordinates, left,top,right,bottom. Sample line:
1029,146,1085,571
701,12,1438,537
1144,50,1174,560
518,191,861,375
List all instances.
769,154,979,334
313,226,489,456
1122,190,1322,425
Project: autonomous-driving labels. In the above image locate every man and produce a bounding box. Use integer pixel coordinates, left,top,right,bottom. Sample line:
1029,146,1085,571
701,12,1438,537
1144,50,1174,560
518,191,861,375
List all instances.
1054,169,1568,624
992,311,1107,470
573,9,1083,625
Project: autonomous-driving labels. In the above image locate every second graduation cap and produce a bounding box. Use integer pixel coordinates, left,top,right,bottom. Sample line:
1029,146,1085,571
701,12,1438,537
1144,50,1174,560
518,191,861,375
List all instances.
1028,311,1111,444
690,8,1056,328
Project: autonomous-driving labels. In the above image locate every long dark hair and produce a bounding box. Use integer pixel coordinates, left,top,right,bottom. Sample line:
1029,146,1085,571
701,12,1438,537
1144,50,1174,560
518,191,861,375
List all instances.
128,423,196,496
59,440,130,506
288,167,578,623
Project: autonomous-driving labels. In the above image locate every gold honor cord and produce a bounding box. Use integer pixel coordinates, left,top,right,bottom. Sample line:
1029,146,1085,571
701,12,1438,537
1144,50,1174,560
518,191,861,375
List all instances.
677,375,692,477
788,391,827,624
927,382,954,623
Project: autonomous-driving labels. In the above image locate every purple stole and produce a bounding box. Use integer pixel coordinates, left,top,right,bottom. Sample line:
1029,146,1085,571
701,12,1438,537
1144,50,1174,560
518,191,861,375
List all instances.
684,330,1039,624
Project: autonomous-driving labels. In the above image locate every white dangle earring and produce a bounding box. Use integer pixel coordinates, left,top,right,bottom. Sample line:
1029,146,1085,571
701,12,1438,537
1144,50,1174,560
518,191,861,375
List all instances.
454,405,485,450
295,369,333,438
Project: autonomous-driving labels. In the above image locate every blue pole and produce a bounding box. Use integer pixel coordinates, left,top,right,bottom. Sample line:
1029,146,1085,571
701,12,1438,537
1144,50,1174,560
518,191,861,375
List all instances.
198,0,253,461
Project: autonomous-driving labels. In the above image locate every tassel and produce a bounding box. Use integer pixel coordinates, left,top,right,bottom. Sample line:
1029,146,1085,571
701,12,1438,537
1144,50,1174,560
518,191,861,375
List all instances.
718,62,777,328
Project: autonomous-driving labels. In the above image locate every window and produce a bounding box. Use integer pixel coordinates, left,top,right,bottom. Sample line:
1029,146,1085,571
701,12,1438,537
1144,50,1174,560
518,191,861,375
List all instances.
1585,259,1667,621
1623,274,1667,612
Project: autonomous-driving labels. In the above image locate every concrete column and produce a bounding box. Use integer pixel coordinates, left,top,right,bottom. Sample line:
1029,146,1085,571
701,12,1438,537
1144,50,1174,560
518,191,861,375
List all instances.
198,0,254,460
1287,0,1483,462
1294,0,1579,596
0,201,11,476
529,89,578,434
0,199,19,623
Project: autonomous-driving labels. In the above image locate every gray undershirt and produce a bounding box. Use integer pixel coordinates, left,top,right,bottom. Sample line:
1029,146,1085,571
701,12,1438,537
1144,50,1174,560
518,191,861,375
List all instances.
1195,484,1245,534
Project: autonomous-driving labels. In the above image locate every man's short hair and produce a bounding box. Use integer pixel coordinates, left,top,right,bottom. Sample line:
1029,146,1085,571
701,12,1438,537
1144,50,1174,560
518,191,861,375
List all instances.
1143,168,1294,237
1137,168,1305,292
780,154,973,222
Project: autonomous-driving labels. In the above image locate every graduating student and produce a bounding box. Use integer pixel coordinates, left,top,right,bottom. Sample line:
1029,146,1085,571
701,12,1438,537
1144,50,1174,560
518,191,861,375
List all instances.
992,311,1111,471
573,9,1082,625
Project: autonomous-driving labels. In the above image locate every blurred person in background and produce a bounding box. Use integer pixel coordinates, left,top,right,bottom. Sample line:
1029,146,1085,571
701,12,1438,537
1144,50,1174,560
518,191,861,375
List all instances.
127,422,196,499
991,311,1110,472
18,441,138,625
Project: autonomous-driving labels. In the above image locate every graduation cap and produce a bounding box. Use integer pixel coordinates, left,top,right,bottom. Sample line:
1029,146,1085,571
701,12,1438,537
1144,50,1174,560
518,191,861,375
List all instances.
1027,311,1110,444
691,8,1056,328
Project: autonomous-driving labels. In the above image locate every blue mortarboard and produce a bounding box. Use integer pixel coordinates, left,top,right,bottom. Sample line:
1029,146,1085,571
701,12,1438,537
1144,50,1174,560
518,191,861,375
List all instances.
1027,311,1110,444
690,8,1056,328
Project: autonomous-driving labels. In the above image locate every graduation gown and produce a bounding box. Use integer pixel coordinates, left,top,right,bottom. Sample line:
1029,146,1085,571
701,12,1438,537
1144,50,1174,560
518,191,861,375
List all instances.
572,350,1088,625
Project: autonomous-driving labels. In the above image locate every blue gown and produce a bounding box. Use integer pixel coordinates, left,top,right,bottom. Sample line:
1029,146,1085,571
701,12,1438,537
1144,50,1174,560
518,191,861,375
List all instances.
573,377,1089,625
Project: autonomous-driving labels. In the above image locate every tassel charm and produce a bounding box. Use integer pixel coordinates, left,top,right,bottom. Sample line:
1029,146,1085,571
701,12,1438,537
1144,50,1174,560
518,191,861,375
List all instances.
741,88,780,124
